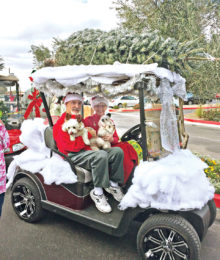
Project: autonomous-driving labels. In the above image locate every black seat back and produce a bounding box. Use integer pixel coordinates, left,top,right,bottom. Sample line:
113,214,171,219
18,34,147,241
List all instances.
44,126,57,150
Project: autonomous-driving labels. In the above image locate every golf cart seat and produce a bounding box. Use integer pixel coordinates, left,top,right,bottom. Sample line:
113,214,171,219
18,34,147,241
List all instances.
44,126,92,183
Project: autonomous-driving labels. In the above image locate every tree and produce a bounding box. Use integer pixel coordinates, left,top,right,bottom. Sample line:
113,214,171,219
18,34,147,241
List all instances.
113,0,220,98
0,56,4,71
30,45,52,68
53,28,204,74
113,0,219,42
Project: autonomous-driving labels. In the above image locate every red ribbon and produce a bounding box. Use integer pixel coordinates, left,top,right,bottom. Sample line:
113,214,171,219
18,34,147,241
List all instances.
24,89,43,119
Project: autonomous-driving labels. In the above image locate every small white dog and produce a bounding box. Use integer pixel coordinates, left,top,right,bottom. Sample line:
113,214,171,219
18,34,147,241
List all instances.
96,114,115,149
62,114,90,145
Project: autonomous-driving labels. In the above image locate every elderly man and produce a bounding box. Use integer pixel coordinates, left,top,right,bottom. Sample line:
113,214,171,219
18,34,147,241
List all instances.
53,93,124,213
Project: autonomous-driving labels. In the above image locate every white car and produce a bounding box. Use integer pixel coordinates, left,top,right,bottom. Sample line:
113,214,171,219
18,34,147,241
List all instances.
109,95,139,108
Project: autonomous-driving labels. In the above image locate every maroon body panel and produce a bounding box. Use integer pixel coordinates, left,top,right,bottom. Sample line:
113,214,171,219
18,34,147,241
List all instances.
36,174,92,210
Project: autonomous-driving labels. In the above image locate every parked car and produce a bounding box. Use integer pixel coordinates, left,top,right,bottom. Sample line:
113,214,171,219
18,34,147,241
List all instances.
109,95,139,108
184,93,212,105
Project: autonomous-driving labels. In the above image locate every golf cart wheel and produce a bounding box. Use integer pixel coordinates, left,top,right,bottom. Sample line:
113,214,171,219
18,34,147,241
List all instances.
137,214,201,260
11,177,44,223
207,199,216,227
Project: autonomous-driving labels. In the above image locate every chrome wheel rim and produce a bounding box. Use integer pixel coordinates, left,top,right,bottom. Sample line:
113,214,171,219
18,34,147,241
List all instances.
12,185,36,219
143,228,190,260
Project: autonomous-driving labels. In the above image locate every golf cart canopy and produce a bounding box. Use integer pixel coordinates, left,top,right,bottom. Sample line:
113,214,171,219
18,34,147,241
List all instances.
32,63,186,98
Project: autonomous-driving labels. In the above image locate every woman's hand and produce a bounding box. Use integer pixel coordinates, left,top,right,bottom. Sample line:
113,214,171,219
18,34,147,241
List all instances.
103,134,114,143
0,119,4,125
86,127,96,137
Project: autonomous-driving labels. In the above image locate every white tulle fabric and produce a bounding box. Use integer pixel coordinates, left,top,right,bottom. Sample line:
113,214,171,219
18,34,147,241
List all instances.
119,149,214,211
156,78,187,152
6,118,77,189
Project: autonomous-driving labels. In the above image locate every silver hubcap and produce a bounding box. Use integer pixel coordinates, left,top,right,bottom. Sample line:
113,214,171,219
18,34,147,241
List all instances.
12,185,36,219
144,228,189,260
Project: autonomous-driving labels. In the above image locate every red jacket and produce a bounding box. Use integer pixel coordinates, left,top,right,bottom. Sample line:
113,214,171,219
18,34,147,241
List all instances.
53,113,92,155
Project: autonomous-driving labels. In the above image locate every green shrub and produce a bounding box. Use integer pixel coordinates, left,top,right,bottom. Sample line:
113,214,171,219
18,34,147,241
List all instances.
210,179,220,194
122,103,127,108
195,105,203,118
0,101,9,124
113,105,119,109
202,108,220,122
199,155,220,194
133,104,140,109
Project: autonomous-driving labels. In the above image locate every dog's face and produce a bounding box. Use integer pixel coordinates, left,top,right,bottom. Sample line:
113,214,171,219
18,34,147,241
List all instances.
62,113,84,137
98,115,115,134
62,119,81,136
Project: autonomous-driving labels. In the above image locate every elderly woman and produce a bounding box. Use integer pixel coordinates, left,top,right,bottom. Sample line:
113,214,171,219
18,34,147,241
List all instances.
84,95,138,184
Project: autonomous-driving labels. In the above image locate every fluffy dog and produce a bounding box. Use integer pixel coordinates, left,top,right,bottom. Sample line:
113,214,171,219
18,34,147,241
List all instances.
96,114,115,149
86,114,115,150
62,114,90,145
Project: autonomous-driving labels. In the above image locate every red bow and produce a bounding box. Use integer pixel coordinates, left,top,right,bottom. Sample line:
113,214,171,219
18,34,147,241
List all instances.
24,89,43,119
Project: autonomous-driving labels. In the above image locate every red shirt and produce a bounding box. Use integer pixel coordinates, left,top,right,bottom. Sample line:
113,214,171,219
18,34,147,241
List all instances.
84,113,119,145
53,113,92,155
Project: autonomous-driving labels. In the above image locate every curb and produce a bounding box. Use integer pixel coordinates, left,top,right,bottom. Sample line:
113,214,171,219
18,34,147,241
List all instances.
184,118,220,126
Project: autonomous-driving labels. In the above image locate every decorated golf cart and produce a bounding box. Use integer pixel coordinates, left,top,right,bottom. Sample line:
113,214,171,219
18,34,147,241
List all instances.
7,63,216,260
0,74,26,168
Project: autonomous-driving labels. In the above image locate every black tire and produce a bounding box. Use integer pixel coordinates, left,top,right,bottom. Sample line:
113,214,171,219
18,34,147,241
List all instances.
207,199,217,227
118,103,123,108
137,214,201,260
11,177,44,223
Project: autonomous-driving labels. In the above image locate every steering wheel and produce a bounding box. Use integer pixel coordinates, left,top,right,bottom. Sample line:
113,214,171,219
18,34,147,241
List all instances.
121,124,142,144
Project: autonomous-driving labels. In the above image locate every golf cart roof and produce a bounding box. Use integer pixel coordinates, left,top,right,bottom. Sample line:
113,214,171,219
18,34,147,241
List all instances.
0,74,19,87
32,63,185,98
0,74,19,82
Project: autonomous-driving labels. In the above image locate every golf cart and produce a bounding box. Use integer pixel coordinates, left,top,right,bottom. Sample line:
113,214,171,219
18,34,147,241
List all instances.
0,74,26,168
9,64,216,260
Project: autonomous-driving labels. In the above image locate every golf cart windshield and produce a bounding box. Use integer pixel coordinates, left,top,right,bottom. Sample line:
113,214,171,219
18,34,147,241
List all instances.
0,74,22,129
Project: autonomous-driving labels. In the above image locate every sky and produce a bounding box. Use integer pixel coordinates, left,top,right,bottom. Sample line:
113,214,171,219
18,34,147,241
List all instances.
0,0,119,91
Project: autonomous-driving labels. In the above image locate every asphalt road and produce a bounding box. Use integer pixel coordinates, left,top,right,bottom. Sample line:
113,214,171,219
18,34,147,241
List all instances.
0,192,220,260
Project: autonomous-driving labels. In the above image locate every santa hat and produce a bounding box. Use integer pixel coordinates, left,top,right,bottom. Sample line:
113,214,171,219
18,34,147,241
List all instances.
90,95,109,108
64,93,83,104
